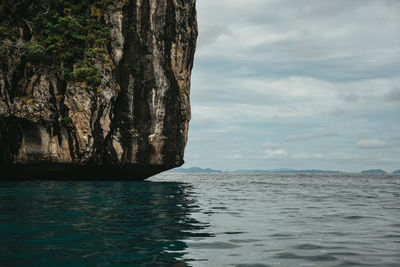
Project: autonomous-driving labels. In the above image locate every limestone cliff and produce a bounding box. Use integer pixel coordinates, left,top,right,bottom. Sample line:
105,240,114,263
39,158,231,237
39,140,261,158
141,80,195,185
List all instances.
0,0,197,180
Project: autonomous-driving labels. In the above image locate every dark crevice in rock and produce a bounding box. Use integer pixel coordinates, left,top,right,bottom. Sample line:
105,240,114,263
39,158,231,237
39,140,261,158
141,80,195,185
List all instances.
66,128,76,162
92,103,105,164
0,117,23,163
162,0,180,165
48,79,58,111
53,119,63,147
10,61,26,100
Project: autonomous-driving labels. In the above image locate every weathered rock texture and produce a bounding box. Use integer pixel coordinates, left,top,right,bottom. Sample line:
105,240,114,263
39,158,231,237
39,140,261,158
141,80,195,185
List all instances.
0,0,197,180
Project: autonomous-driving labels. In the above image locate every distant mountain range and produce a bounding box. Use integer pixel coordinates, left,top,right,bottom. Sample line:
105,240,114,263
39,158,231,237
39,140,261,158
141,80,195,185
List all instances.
234,168,342,173
361,169,387,174
168,167,222,173
169,167,341,173
168,167,400,174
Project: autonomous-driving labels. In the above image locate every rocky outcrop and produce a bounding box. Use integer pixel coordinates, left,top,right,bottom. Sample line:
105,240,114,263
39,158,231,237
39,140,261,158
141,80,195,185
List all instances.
0,0,197,180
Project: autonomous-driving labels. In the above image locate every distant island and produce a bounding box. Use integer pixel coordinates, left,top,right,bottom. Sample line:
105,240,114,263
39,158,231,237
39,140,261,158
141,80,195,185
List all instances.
168,167,222,173
234,168,342,173
361,169,387,174
169,167,341,173
168,167,399,174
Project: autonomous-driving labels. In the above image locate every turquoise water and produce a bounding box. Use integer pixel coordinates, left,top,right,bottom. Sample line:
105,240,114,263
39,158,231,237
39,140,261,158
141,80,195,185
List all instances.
0,173,399,266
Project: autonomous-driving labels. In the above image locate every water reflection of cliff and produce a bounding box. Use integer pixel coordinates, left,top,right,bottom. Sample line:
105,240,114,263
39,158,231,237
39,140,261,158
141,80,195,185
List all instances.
0,181,211,266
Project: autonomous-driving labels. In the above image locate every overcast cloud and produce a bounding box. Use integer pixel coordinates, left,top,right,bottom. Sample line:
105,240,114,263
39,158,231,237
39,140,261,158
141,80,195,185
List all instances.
183,0,400,172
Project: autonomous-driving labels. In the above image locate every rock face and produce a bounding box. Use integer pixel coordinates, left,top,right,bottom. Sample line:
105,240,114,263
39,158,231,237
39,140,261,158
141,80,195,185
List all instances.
0,0,197,180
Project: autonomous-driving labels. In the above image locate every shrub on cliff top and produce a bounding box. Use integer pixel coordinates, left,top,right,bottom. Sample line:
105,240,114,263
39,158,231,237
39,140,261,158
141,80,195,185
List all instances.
72,66,102,87
0,0,116,86
23,41,47,63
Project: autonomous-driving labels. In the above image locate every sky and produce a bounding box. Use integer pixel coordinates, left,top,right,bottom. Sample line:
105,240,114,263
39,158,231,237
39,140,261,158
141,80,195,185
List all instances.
183,0,400,172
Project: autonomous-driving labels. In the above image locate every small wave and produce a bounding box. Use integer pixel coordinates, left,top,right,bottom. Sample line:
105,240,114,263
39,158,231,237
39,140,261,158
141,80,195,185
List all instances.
383,234,400,239
274,252,337,261
223,231,245,235
305,254,338,261
320,231,348,236
293,244,324,250
273,252,301,259
342,215,369,220
234,264,270,267
188,241,240,249
269,233,294,238
229,239,261,243
348,203,369,207
334,260,375,266
328,251,360,256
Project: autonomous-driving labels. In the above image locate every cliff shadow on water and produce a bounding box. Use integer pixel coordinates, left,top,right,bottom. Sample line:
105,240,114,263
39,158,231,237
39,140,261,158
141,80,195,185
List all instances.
0,0,198,180
0,180,210,265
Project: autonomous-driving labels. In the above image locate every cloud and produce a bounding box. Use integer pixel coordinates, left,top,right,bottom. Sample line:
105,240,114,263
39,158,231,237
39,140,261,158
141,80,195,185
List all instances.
262,142,278,149
338,92,361,103
325,108,347,116
356,139,388,149
196,0,400,82
183,0,400,172
197,24,231,49
263,149,288,159
291,153,311,160
292,153,324,160
229,154,243,159
385,88,400,102
233,138,245,143
286,131,340,142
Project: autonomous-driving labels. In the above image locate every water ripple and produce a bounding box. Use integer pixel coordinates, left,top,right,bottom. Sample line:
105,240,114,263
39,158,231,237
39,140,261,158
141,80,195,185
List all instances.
0,173,399,266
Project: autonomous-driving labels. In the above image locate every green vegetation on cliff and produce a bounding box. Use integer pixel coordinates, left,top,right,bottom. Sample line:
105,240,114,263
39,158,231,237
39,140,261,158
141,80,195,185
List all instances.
0,0,114,86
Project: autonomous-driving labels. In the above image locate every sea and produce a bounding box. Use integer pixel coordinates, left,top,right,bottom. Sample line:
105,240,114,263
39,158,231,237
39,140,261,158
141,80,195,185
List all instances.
0,173,399,266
